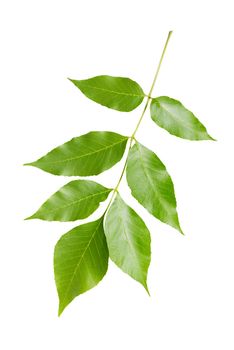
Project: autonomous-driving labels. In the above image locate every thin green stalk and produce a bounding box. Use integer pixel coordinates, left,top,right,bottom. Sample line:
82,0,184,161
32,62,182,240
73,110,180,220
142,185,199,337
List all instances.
132,30,173,138
104,31,173,214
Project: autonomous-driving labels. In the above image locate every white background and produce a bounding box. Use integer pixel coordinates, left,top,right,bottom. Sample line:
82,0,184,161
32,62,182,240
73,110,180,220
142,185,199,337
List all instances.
1,0,234,349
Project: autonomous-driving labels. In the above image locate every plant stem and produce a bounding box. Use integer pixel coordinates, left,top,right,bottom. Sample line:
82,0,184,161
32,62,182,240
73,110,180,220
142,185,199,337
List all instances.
149,30,173,97
104,31,173,215
132,30,173,138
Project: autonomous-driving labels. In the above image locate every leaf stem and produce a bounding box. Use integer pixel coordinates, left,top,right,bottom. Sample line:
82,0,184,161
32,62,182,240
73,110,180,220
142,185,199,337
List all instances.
132,30,173,138
104,31,173,215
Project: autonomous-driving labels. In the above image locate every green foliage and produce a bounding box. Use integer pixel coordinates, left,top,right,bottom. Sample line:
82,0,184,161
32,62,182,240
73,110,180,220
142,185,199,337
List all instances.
150,96,214,140
104,193,151,292
126,141,183,233
25,131,128,176
25,31,215,315
26,180,112,221
54,218,108,315
69,75,145,112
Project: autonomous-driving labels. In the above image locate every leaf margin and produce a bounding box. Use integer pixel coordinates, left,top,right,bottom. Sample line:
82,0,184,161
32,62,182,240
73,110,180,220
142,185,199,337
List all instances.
150,96,216,141
54,216,109,316
126,140,184,234
24,131,129,176
68,75,146,112
104,192,151,293
25,179,112,222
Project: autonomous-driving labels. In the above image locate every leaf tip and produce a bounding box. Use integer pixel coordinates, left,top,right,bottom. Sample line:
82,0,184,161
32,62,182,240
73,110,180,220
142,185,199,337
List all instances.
208,134,217,141
173,218,184,235
145,286,151,296
24,214,36,221
177,223,185,235
58,309,63,317
67,78,75,84
180,229,185,236
58,302,66,317
142,281,150,296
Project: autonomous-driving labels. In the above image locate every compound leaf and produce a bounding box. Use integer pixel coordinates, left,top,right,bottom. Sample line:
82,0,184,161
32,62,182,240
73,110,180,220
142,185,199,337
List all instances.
150,96,215,140
69,75,145,112
54,217,108,315
104,193,151,291
26,180,112,221
25,131,128,176
126,141,183,234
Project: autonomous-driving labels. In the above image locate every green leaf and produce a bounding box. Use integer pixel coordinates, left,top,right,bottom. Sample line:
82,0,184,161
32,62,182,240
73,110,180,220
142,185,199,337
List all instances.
25,131,128,176
126,141,183,234
26,180,112,221
104,193,151,292
69,75,145,112
150,96,215,140
54,217,108,315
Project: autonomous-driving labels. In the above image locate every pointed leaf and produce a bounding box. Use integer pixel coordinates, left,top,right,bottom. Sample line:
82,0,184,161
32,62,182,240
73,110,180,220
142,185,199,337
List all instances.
150,96,214,140
26,180,112,221
104,193,151,291
25,131,128,176
126,142,183,233
69,75,145,112
54,218,108,315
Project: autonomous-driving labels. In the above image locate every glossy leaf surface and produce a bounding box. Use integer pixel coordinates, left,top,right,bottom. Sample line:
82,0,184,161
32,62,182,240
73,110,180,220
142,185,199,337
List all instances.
26,131,128,176
150,96,214,140
104,193,151,291
126,142,183,233
69,75,145,112
54,218,108,315
26,180,112,221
